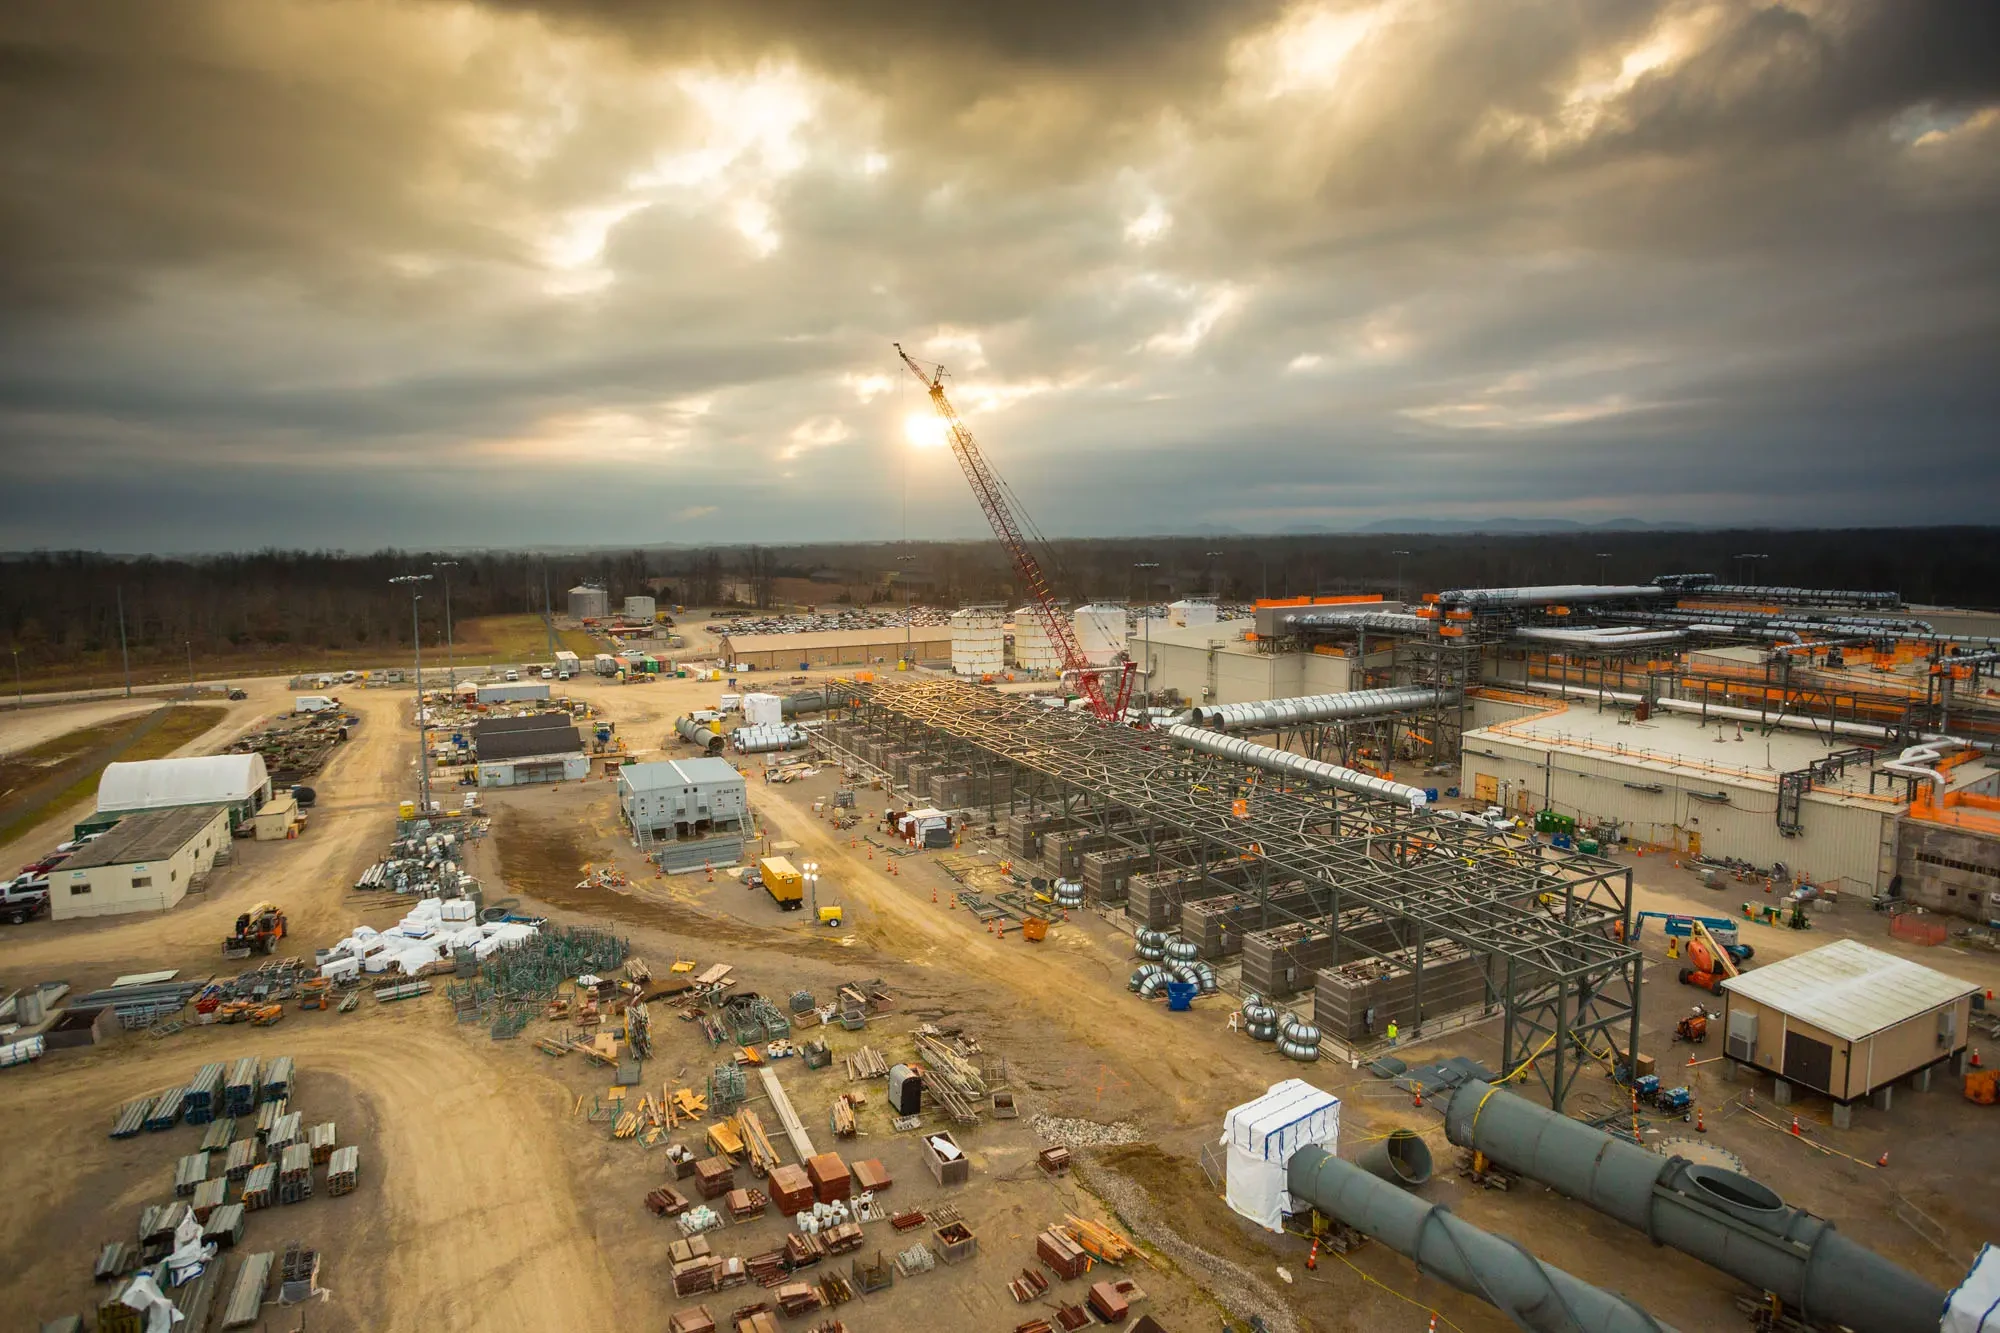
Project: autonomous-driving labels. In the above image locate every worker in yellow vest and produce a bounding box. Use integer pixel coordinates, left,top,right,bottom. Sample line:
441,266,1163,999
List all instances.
1386,1020,1400,1046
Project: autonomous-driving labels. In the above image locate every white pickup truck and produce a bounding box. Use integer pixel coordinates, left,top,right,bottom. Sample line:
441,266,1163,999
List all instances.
1,874,51,925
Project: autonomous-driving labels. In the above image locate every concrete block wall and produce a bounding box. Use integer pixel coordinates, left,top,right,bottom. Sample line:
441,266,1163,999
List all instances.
1180,885,1323,959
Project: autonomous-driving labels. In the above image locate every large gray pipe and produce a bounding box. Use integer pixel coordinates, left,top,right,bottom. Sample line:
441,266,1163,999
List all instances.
781,691,828,718
1675,584,1903,609
1190,686,1450,731
1443,1080,1943,1333
1512,627,1687,650
1163,724,1430,810
1438,584,1668,610
1286,1147,1676,1333
1278,611,1438,636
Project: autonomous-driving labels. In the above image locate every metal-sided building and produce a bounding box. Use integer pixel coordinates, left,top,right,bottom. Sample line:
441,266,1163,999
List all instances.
476,681,552,705
1130,619,1392,708
96,753,272,828
1720,939,1978,1117
720,626,951,672
617,758,748,871
1895,788,2000,923
54,804,232,919
568,585,609,620
474,715,587,787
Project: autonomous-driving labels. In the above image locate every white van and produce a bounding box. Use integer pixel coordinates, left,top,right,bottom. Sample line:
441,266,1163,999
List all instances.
295,695,338,714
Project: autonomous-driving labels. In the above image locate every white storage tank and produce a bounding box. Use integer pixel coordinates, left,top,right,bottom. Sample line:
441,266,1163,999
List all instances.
950,606,1006,678
742,692,783,726
1073,604,1127,667
1169,600,1217,629
624,594,657,623
1011,607,1062,672
568,585,609,620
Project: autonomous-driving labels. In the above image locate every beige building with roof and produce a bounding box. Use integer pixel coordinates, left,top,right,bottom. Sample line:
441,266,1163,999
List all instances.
1720,939,1978,1119
54,804,232,920
719,626,950,671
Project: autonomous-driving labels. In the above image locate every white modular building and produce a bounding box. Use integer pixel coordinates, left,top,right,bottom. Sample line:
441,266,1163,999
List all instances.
624,595,657,623
54,804,233,920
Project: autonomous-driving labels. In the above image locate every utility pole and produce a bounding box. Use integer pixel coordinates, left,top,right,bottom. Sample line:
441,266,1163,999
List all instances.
1391,550,1410,605
116,585,132,698
186,641,194,700
11,645,21,710
390,574,434,815
1204,551,1223,599
543,564,556,658
432,560,460,684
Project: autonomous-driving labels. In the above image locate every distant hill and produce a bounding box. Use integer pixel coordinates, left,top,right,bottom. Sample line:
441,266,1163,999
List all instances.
1354,517,1701,534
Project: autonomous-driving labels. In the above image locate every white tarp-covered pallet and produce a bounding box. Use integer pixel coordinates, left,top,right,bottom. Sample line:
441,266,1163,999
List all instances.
320,897,538,978
1221,1078,1340,1233
1945,1244,2000,1333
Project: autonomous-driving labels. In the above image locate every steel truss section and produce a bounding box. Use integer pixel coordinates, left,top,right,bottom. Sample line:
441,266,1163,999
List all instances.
817,676,1641,1112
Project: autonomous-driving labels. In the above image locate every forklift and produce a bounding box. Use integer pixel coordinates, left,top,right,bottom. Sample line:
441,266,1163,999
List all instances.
224,902,288,958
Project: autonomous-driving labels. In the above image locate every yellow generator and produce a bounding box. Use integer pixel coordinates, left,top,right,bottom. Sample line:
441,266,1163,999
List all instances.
817,905,844,927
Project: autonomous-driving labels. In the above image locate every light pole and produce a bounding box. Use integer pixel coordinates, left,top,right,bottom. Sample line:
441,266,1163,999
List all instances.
1204,551,1223,600
432,560,460,684
11,646,20,710
1596,552,1612,585
1131,561,1158,604
116,585,132,699
803,860,820,918
1735,552,1768,585
186,641,194,699
1391,549,1410,604
390,574,434,815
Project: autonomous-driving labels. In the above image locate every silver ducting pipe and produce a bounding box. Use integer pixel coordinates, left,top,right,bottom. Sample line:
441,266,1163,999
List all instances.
780,691,828,718
1165,724,1431,810
1674,584,1903,608
1189,686,1450,732
1438,584,1669,610
1443,1080,1943,1333
731,723,808,754
1280,611,1438,636
1513,628,1687,649
1614,608,1934,637
1286,1148,1677,1333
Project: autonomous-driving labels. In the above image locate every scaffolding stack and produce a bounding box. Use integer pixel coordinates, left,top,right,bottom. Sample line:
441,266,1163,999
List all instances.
478,926,631,1003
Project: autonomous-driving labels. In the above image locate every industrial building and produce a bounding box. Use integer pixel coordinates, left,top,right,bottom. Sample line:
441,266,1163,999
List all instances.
1131,617,1391,708
96,753,272,828
719,625,951,672
617,758,748,871
251,793,303,841
1895,783,2000,922
624,594,656,622
567,584,609,620
53,804,232,920
476,681,551,705
1720,939,1979,1121
474,713,586,787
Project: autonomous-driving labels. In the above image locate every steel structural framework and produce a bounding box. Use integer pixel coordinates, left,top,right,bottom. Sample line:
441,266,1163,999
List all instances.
821,676,1642,1112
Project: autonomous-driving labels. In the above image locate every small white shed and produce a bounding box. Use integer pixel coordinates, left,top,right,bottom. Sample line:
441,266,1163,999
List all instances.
1221,1079,1341,1232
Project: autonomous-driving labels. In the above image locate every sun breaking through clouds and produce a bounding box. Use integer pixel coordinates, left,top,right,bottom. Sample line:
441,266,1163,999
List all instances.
0,0,1995,550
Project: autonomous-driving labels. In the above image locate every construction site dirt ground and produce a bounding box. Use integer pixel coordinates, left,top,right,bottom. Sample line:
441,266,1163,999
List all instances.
1,668,1995,1333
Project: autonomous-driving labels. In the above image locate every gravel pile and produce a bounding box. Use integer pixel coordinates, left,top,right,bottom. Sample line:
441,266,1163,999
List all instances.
1079,1161,1301,1333
1029,1114,1141,1148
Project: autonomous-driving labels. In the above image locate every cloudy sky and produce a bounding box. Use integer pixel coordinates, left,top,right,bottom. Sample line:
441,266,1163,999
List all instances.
1,0,1995,552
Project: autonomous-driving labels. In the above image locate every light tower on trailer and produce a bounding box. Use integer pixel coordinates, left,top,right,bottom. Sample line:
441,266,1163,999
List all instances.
895,344,1135,723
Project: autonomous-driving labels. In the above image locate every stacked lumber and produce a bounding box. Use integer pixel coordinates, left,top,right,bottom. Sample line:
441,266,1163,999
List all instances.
821,1222,863,1255
844,1047,888,1079
726,1188,767,1221
625,958,652,983
674,1087,709,1118
775,1282,822,1317
784,1231,826,1269
1037,1228,1089,1280
668,1306,716,1333
1064,1216,1138,1264
911,1031,985,1125
828,1095,856,1139
746,1251,787,1287
706,1119,746,1160
736,1109,780,1175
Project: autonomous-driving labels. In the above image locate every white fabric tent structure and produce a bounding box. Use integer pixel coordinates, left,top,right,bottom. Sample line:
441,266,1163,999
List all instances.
1945,1245,2000,1333
97,753,270,814
1221,1079,1341,1232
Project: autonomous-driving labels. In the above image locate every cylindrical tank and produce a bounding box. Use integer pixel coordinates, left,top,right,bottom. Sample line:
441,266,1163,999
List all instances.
1286,1147,1677,1333
780,691,828,718
1444,1080,1944,1333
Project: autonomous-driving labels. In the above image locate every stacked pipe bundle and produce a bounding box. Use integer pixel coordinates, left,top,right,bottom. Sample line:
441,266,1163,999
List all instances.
1277,1015,1322,1062
1052,878,1084,910
1134,928,1170,962
1129,963,1166,992
1243,993,1281,1042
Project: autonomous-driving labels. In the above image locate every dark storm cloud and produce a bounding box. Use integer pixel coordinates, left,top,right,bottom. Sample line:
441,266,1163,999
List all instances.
0,0,1994,550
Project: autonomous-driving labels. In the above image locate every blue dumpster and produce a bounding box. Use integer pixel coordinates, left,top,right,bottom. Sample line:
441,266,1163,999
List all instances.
1165,982,1197,1011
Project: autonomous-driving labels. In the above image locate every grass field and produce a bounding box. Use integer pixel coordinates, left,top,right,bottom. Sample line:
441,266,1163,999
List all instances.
0,705,228,848
15,615,606,692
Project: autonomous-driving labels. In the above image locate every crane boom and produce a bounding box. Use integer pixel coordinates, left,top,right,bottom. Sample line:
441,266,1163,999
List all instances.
895,343,1132,722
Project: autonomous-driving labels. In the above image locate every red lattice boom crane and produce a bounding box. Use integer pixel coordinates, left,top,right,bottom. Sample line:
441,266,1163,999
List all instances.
896,343,1134,722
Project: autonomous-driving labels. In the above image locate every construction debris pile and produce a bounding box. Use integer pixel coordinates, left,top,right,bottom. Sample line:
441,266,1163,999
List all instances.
96,1057,360,1331
353,817,486,897
224,709,353,786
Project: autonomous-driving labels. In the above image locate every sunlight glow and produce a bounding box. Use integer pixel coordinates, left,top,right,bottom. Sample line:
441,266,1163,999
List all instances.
904,412,950,450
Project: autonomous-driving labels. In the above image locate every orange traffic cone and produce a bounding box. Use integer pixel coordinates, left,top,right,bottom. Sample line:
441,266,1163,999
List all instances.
1413,1089,1424,1108
1688,1053,1697,1066
1877,1151,1889,1167
1973,1048,1983,1068
1305,1238,1319,1271
1695,1109,1706,1133
931,888,937,903
1790,1115,1801,1136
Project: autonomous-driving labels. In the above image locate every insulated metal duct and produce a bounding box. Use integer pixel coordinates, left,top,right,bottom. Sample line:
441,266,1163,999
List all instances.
780,691,828,718
1272,610,1438,637
1443,1079,1944,1333
1512,628,1687,650
1163,724,1431,810
1673,584,1903,609
1436,584,1669,610
1189,686,1450,732
1613,608,1933,637
731,724,807,754
1286,1147,1677,1333
674,717,725,754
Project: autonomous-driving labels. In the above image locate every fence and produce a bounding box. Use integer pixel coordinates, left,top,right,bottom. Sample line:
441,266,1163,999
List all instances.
1888,911,1948,946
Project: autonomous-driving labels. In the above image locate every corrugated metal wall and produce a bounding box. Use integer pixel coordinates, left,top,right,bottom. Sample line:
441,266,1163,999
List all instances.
1462,735,1890,890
